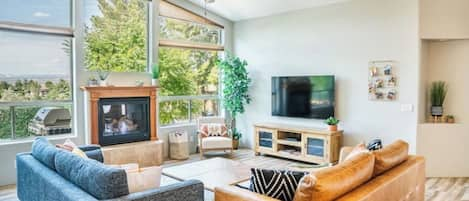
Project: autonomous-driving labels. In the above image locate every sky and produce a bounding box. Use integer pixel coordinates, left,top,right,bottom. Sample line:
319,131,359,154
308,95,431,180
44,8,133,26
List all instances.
0,0,100,77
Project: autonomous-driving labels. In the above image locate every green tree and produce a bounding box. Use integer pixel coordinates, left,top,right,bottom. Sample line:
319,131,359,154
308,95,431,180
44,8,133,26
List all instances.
85,0,147,72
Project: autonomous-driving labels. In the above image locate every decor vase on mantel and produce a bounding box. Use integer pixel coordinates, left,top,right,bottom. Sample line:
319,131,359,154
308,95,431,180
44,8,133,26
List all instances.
98,71,110,87
151,79,159,86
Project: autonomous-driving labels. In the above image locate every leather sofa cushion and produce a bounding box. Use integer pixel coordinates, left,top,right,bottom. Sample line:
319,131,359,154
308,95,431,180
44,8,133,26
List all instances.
31,137,59,170
294,152,375,201
55,150,129,199
372,140,409,176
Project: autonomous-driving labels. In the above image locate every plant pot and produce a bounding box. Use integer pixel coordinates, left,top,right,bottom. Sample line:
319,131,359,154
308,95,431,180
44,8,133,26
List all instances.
328,125,338,132
447,118,455,124
232,139,239,150
431,106,443,116
99,80,107,86
88,80,98,86
151,79,159,86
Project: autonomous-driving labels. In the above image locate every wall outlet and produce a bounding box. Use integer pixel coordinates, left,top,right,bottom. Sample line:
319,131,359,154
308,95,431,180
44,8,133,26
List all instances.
400,104,414,112
14,159,16,169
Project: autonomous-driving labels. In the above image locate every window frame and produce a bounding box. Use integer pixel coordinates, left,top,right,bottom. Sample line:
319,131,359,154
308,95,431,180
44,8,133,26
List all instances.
0,0,75,142
156,1,225,127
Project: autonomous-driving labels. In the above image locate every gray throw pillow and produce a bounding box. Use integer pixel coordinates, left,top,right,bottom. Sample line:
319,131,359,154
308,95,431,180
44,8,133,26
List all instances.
54,150,129,199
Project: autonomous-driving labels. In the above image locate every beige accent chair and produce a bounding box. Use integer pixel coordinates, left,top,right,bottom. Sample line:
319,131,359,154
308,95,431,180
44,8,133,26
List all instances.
197,117,233,158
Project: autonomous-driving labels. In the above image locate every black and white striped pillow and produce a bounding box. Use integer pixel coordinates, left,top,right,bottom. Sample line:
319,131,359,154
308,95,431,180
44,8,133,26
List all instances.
249,168,308,201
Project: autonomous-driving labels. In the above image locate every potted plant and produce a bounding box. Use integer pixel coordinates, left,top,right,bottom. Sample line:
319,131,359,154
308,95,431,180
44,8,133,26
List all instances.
231,128,242,150
325,117,340,131
447,115,455,123
98,71,110,86
430,81,447,116
88,76,98,86
218,54,251,149
151,64,159,86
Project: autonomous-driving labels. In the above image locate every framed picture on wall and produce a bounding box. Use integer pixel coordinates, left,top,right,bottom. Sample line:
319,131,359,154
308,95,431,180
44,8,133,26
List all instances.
368,60,398,101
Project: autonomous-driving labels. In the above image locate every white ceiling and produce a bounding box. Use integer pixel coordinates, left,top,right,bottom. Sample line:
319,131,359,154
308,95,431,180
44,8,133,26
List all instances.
187,0,351,21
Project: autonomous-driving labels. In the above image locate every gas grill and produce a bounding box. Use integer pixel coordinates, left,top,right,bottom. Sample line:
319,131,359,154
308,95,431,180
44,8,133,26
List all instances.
28,107,72,136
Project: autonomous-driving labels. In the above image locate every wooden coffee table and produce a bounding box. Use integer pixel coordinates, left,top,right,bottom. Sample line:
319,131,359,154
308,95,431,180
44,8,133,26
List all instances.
162,157,252,191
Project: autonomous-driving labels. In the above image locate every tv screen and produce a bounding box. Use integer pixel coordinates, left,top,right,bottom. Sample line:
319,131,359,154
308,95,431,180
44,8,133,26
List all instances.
272,75,335,119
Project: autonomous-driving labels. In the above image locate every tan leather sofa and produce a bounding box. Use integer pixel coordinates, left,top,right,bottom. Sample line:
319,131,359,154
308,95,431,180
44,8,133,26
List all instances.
215,140,425,201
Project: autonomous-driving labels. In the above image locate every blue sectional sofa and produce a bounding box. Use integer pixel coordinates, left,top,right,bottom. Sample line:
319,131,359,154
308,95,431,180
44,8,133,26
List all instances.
16,138,204,201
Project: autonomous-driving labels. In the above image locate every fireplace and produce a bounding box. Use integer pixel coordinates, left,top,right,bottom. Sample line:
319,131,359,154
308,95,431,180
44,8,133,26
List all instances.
98,97,150,146
81,86,158,146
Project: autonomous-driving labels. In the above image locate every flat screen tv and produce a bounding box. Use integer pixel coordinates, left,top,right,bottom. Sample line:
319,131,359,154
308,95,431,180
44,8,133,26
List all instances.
272,75,335,119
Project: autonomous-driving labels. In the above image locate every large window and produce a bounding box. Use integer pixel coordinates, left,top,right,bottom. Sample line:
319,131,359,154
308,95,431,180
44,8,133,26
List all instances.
0,0,74,141
158,1,224,126
84,0,149,72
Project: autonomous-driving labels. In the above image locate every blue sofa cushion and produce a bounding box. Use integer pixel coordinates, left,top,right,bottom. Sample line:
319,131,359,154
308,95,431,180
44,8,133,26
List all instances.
31,137,59,170
55,150,129,199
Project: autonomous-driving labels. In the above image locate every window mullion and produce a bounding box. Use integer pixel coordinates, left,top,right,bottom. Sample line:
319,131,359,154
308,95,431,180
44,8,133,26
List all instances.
10,106,16,140
0,21,74,37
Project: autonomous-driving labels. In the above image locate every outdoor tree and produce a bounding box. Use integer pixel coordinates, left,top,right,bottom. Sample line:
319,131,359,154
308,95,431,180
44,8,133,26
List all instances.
85,0,147,72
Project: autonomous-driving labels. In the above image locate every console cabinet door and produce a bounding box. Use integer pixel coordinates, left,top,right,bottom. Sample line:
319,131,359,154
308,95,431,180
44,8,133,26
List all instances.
255,127,277,153
302,133,328,163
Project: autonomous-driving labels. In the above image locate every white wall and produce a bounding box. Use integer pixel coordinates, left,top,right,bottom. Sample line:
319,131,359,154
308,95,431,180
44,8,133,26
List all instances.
233,0,420,151
420,0,469,39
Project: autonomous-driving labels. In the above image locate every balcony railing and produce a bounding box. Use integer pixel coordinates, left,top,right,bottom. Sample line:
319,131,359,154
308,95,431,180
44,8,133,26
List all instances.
0,100,72,141
158,95,220,126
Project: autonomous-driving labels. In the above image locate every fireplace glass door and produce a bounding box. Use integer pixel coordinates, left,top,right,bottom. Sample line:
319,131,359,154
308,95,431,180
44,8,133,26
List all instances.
98,97,150,146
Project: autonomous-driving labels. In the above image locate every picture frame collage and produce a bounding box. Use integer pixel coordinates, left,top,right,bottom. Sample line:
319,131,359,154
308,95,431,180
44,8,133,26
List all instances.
368,61,398,101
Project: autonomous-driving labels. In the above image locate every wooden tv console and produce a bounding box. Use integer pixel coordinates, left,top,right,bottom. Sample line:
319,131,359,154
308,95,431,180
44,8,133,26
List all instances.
254,123,343,164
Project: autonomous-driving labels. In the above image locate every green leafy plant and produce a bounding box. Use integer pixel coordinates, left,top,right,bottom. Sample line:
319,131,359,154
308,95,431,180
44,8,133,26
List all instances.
430,81,447,106
98,71,110,81
152,64,160,79
218,53,251,140
325,117,340,125
232,128,242,140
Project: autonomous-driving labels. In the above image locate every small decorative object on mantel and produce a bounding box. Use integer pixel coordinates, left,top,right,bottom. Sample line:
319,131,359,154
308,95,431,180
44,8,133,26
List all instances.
98,71,110,86
325,117,340,131
430,81,447,120
151,63,160,86
87,76,98,86
368,60,398,101
135,80,144,87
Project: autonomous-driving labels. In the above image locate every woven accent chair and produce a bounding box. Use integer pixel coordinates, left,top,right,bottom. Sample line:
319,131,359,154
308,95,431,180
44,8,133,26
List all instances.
197,117,233,158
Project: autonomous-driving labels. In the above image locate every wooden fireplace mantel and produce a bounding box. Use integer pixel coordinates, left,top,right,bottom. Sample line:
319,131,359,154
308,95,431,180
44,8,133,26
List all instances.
81,86,159,145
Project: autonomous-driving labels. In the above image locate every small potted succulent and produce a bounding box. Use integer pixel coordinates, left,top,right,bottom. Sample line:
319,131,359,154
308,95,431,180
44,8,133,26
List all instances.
231,128,242,150
430,81,447,116
447,115,455,123
98,71,110,86
151,64,160,86
325,117,340,131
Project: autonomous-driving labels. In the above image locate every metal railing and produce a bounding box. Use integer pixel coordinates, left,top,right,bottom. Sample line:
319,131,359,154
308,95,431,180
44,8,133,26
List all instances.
158,95,220,126
0,100,72,140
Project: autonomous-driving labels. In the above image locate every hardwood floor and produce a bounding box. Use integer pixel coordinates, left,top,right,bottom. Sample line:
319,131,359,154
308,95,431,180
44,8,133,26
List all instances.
1,149,468,201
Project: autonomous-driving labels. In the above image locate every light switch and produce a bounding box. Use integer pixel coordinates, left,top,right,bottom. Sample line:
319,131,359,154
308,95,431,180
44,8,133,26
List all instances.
400,104,414,112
